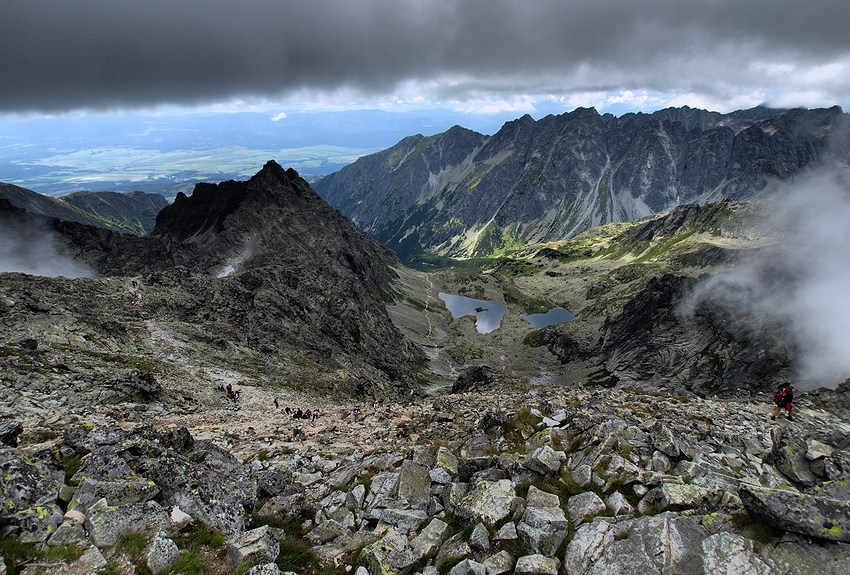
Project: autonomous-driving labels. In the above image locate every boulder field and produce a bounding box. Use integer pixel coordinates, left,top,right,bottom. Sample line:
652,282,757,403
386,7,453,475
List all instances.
1,378,849,574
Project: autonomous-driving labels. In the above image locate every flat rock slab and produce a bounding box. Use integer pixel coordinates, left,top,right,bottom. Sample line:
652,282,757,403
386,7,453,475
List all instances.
739,484,850,542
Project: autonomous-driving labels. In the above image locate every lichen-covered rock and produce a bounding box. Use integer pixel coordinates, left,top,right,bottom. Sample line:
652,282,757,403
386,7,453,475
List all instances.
469,522,489,552
226,525,282,569
70,477,160,513
514,553,560,575
564,518,616,575
0,444,63,539
518,506,569,557
358,528,416,575
244,564,286,575
605,491,634,518
764,434,816,487
146,532,181,574
454,479,515,526
523,445,562,475
395,460,431,509
569,513,703,575
367,507,428,535
739,484,850,542
448,558,486,575
85,498,170,548
701,532,771,575
637,480,711,515
410,518,449,561
567,491,605,527
436,446,459,477
458,433,494,479
483,550,515,575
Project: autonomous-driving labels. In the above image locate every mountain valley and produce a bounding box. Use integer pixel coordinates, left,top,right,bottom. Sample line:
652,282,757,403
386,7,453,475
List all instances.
1,115,850,574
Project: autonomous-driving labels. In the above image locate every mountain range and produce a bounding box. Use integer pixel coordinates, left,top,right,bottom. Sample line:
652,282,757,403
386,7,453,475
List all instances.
2,150,850,573
314,105,849,263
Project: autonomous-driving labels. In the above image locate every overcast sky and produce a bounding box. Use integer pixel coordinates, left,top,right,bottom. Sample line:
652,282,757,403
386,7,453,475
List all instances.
2,0,849,118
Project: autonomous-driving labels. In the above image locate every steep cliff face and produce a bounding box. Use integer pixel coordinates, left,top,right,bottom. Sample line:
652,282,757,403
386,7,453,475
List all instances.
315,105,849,262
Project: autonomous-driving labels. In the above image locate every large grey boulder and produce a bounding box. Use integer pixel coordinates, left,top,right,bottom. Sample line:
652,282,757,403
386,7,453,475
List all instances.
637,480,711,515
410,518,449,561
365,471,399,509
146,532,181,574
396,460,432,509
226,525,282,569
564,518,616,575
435,446,459,477
763,434,816,487
523,445,562,475
85,498,170,548
454,479,515,526
701,532,771,575
70,476,160,513
244,565,286,575
435,533,473,571
565,512,703,575
469,522,489,552
367,507,429,535
358,528,416,575
483,550,515,575
458,433,494,479
448,558,486,575
567,491,605,528
518,506,569,557
739,484,850,542
514,554,560,575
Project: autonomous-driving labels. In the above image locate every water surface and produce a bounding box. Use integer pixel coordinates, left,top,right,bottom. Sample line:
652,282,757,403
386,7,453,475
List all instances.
521,307,575,328
439,293,510,334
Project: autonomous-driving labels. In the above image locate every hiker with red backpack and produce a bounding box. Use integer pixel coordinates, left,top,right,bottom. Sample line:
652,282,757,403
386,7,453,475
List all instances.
771,384,795,421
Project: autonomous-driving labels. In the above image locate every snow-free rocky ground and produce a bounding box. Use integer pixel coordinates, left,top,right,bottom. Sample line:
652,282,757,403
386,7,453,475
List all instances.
2,361,850,575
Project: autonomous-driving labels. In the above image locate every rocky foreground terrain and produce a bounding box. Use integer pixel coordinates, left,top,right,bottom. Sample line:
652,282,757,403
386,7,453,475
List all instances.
2,163,850,574
1,354,850,575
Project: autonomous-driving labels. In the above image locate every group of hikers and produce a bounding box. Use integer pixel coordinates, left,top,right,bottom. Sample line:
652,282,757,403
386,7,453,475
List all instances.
220,381,796,425
274,397,320,421
218,383,240,402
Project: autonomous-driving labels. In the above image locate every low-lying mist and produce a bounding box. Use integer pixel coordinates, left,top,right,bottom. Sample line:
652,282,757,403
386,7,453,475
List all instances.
0,219,95,279
681,168,850,390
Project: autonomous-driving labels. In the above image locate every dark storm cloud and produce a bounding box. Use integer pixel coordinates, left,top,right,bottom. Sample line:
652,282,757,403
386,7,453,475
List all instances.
2,0,849,112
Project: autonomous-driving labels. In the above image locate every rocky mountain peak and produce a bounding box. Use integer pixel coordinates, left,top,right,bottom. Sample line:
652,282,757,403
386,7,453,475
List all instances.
315,105,850,263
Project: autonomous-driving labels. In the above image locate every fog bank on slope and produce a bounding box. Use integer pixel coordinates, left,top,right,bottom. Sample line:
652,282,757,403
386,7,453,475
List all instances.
0,218,95,278
681,169,850,390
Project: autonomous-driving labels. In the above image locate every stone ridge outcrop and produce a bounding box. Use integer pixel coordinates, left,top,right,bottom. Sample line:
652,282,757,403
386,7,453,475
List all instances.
2,383,849,574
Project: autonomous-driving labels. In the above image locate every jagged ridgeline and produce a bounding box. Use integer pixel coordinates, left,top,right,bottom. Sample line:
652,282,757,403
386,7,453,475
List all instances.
0,161,425,398
314,105,849,264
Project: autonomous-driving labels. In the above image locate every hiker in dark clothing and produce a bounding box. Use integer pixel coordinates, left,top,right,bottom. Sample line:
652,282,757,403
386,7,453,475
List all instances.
771,384,795,421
